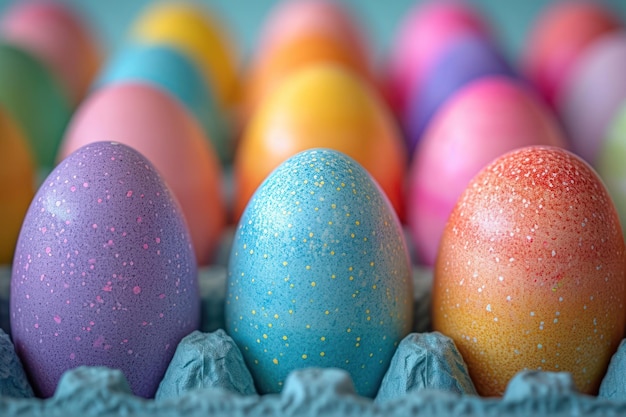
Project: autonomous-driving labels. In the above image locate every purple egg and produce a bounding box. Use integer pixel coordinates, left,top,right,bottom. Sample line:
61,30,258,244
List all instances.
10,141,200,398
403,34,517,157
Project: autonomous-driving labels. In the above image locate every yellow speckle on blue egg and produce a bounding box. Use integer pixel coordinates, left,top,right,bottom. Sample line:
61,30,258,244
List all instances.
225,148,413,397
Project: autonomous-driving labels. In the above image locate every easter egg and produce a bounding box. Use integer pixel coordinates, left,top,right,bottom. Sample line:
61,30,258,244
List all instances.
407,77,567,266
234,64,406,222
0,0,101,105
130,1,240,111
597,102,626,239
226,148,413,397
245,0,373,117
0,108,36,264
557,32,626,166
0,42,71,175
95,43,232,164
403,35,516,157
523,0,621,108
59,83,225,266
385,0,490,117
11,141,200,398
433,146,626,396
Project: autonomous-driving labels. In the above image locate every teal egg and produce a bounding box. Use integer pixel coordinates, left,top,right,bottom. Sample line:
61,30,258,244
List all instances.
0,42,71,176
95,43,231,164
225,148,413,397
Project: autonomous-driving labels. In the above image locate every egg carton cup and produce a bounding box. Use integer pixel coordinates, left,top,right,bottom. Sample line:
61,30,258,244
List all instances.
2,259,626,416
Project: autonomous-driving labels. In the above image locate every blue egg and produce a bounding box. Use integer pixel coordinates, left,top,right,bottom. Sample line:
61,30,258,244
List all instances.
95,43,231,164
225,148,413,397
403,34,517,158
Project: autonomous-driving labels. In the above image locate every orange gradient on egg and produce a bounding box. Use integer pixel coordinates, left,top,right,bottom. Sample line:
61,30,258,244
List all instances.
0,108,35,264
433,146,626,396
234,64,406,223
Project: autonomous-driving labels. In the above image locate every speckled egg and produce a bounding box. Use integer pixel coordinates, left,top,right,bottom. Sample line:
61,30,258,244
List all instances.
433,146,626,396
226,148,413,397
10,142,200,398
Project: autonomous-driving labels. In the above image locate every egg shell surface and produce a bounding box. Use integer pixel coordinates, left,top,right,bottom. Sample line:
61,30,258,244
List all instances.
10,141,200,398
226,148,413,397
59,83,225,266
0,108,36,264
234,64,406,223
407,77,567,266
95,43,232,164
0,42,71,175
523,0,621,108
557,32,626,166
130,1,240,111
433,146,626,396
403,34,516,157
385,0,490,117
0,0,101,105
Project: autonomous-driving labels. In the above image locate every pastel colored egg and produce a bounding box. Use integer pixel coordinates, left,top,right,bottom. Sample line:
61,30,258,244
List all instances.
0,108,36,264
59,83,225,266
0,42,72,176
0,0,101,105
130,1,240,112
522,0,621,108
244,0,373,119
407,77,567,266
597,102,626,239
95,43,232,164
403,35,517,157
11,141,200,398
385,0,490,117
433,146,626,396
226,148,413,397
234,64,406,223
556,32,626,166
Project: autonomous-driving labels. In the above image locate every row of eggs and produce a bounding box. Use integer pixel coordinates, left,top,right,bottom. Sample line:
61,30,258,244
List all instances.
0,0,625,403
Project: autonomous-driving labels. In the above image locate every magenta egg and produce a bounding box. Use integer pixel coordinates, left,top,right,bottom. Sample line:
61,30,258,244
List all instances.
10,142,200,398
407,77,567,266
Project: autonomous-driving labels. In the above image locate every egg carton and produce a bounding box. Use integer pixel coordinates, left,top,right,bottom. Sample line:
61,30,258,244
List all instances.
1,236,626,416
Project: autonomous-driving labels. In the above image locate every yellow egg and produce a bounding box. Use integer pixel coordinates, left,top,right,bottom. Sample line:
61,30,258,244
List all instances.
0,108,35,264
130,1,240,111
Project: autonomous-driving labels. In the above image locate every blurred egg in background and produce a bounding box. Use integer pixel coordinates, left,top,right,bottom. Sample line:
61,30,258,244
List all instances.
402,34,517,158
244,0,375,120
0,0,101,106
406,77,567,267
556,32,626,167
0,107,35,265
384,0,491,120
130,1,241,118
59,83,225,266
95,43,232,165
522,0,622,109
234,64,406,223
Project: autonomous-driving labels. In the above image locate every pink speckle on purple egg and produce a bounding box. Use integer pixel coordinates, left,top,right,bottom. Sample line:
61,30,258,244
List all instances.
10,141,200,398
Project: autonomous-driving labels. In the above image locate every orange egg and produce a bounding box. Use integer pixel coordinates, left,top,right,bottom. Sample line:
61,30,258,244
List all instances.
244,0,373,119
433,146,626,396
523,1,621,108
234,64,405,223
0,108,36,264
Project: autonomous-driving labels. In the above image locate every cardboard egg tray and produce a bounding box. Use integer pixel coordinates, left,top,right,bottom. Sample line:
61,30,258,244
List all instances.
1,228,626,417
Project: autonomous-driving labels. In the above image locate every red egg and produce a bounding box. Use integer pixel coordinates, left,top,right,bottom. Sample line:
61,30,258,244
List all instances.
523,0,621,108
407,77,566,266
433,146,626,396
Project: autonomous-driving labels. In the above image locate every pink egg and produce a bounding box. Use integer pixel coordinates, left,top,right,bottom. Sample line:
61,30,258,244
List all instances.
59,83,226,266
385,0,490,117
0,0,101,105
557,32,626,166
407,77,567,266
522,0,621,109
